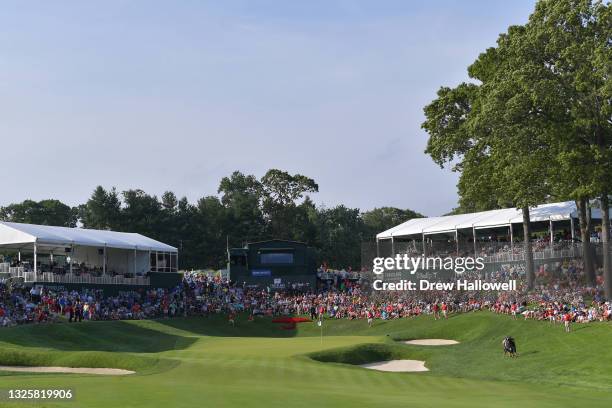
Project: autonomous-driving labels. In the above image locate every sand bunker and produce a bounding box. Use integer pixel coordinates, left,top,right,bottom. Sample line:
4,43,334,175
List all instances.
404,339,459,346
360,360,428,372
0,365,135,375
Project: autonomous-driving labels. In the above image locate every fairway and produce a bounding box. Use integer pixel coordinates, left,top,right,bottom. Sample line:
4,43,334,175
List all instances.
0,313,611,408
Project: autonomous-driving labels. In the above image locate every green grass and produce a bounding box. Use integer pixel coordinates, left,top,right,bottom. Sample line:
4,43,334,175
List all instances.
0,313,610,407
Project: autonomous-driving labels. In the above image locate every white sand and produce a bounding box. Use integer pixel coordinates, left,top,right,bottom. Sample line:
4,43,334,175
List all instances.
0,366,135,375
404,339,459,346
360,360,428,372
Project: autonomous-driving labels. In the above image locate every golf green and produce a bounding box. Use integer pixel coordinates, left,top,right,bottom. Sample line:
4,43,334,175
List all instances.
0,312,610,407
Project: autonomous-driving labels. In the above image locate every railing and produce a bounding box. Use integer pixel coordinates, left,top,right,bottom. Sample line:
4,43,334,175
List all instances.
35,273,150,285
8,267,25,278
482,246,583,263
389,242,590,264
6,269,150,285
317,271,367,280
0,262,9,273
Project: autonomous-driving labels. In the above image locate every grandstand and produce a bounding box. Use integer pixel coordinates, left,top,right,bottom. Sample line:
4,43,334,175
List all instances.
0,222,180,290
376,201,610,264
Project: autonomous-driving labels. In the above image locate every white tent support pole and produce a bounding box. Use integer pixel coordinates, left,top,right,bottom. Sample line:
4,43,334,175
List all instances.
175,251,178,272
510,224,514,253
148,250,152,272
549,219,554,245
455,230,459,255
70,245,73,274
376,238,380,257
570,217,575,241
391,237,395,256
103,245,107,275
422,233,426,256
18,251,21,262
472,227,477,256
134,248,137,275
33,242,37,281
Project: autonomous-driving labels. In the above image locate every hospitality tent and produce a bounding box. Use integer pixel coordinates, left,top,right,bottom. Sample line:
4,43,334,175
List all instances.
0,221,177,280
376,201,609,254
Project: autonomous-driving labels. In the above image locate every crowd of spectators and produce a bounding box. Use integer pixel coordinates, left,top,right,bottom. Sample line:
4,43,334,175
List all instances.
1,259,611,329
0,282,187,327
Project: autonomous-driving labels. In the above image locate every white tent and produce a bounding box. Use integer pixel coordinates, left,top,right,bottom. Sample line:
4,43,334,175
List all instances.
377,200,606,240
0,222,177,281
0,222,177,252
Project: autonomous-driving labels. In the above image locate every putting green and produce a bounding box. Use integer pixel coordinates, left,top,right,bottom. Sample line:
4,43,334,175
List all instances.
0,313,610,408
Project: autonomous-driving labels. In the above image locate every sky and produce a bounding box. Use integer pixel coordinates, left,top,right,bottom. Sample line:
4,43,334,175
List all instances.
0,0,536,216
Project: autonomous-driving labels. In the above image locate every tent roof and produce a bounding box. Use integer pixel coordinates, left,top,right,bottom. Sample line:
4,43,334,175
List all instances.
376,217,444,240
377,201,603,239
0,222,177,252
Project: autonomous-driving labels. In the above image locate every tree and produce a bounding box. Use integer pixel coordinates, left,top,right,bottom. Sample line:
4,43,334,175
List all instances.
0,199,77,227
218,171,265,246
361,207,424,237
193,196,228,268
120,189,163,239
161,191,178,212
423,0,612,291
260,169,319,239
80,186,122,230
422,22,559,290
524,0,611,287
289,196,320,245
315,205,365,269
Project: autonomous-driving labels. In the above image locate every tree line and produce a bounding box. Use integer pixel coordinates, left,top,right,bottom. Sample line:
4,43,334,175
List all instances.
0,169,423,270
422,0,611,295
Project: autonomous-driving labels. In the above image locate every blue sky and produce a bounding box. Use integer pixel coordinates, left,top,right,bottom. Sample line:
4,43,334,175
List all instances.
0,0,536,216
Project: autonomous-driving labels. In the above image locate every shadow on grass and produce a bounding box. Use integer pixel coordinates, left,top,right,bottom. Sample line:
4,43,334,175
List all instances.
0,320,197,353
307,343,426,366
154,314,299,338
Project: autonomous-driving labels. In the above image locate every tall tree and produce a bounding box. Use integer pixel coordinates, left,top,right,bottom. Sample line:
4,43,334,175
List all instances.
0,199,77,227
525,0,611,286
193,196,228,268
120,189,163,239
315,205,365,269
362,207,424,237
80,186,122,230
218,171,265,246
260,169,319,239
422,23,559,290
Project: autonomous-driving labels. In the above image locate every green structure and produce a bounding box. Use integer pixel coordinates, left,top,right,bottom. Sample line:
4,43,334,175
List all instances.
229,239,317,289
